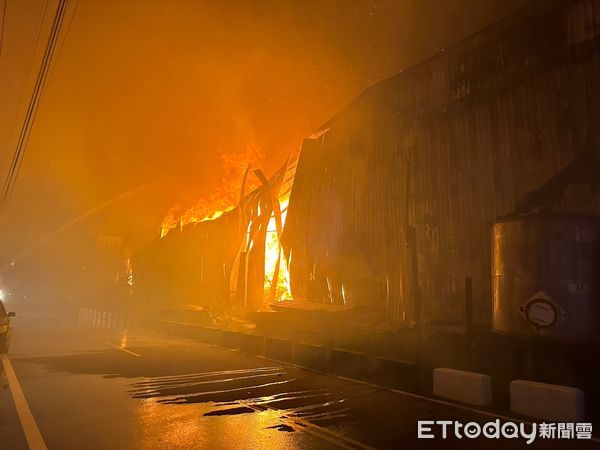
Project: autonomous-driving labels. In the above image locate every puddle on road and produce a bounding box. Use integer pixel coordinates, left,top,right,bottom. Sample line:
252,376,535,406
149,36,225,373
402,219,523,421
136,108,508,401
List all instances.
19,350,357,436
204,406,255,416
129,366,352,429
267,424,295,432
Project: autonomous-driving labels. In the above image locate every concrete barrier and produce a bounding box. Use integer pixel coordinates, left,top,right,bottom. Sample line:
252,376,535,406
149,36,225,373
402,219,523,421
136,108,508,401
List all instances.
330,348,370,379
372,357,419,391
239,334,264,355
265,337,294,362
293,342,329,371
433,368,492,406
510,380,585,422
182,323,211,341
205,327,226,344
219,330,241,349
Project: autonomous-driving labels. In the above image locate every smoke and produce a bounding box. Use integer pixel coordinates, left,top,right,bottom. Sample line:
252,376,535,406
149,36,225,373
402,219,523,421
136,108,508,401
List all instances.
161,144,264,236
0,0,528,303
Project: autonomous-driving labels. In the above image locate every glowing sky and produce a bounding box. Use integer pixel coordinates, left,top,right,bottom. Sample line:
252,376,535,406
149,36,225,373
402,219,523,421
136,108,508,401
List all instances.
0,0,526,279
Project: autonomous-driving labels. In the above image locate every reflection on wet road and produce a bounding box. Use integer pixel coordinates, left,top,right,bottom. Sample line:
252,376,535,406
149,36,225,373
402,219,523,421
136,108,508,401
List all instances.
3,313,600,450
129,365,365,447
3,314,368,449
130,365,350,425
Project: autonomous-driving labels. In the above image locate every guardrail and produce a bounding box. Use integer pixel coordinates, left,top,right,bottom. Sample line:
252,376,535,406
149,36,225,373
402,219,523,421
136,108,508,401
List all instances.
77,307,135,331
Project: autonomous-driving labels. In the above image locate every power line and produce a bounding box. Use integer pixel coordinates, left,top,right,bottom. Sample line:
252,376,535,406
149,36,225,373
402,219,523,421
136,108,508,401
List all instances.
7,0,70,199
8,0,50,136
1,0,68,208
0,0,6,59
46,0,80,87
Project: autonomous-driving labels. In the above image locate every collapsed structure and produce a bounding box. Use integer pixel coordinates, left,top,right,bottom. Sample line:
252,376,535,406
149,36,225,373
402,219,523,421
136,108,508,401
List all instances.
133,157,298,312
133,0,600,335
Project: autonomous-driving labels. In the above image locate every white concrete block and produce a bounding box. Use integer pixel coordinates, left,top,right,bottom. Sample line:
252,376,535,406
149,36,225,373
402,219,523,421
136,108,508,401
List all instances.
433,368,492,406
510,380,584,422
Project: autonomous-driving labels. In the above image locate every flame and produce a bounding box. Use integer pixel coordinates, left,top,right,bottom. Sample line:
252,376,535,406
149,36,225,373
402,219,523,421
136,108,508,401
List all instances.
160,145,262,237
264,198,292,301
159,144,297,304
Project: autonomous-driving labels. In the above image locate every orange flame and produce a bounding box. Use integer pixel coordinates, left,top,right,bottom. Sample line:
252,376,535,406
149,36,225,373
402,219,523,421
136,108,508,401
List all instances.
160,145,262,237
264,198,292,301
160,145,298,303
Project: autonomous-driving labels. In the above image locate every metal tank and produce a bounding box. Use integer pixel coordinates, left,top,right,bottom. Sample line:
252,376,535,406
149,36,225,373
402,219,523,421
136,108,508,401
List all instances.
492,213,600,341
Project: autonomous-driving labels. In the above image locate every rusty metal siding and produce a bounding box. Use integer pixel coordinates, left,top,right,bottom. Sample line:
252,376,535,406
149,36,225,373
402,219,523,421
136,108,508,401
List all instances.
285,0,600,324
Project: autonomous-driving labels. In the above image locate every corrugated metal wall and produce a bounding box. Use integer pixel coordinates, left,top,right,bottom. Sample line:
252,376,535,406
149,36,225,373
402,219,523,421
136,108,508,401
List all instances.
282,0,600,324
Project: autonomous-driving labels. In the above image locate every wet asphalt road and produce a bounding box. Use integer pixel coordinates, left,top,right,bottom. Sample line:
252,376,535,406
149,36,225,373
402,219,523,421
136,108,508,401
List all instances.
2,313,600,450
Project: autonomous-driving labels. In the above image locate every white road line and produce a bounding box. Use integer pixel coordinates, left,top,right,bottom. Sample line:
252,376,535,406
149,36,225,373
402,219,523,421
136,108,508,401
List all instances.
104,341,141,357
1,355,48,450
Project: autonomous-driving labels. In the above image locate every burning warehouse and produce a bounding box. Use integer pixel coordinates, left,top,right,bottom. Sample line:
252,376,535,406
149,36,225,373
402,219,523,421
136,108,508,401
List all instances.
132,156,298,314
4,0,600,447
124,0,600,433
128,4,600,417
283,0,600,331
133,0,600,337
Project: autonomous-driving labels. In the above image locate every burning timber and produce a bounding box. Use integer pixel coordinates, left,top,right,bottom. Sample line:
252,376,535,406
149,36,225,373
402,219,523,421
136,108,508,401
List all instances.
132,160,297,314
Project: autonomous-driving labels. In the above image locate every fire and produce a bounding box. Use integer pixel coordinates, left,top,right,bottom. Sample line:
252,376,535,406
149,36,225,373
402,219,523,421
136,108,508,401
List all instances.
160,145,262,237
264,198,292,301
159,144,297,304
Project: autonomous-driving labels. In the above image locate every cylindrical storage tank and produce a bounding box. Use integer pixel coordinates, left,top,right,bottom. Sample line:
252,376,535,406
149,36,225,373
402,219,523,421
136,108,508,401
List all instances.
492,213,600,341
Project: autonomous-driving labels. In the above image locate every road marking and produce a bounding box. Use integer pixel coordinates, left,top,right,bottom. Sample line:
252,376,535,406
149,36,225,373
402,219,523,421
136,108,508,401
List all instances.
104,341,141,357
1,355,48,450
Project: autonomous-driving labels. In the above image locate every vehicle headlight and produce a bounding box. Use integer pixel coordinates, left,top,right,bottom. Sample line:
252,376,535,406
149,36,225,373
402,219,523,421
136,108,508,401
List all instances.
0,325,8,334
